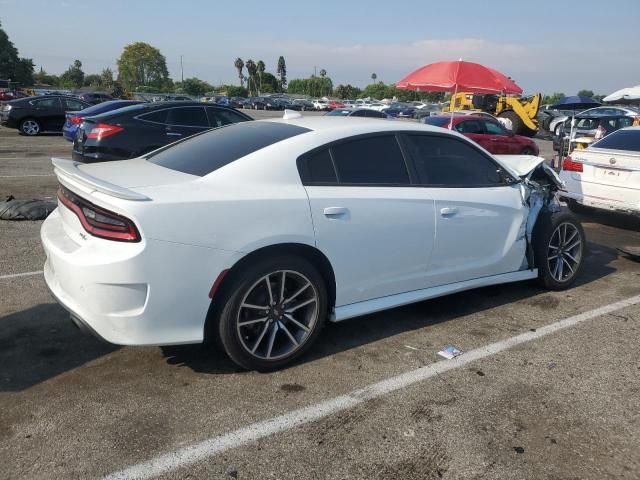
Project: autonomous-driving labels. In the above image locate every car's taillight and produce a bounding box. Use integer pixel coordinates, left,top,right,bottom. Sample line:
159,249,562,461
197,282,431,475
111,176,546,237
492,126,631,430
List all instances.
57,186,140,242
87,123,124,140
70,115,83,125
562,156,583,173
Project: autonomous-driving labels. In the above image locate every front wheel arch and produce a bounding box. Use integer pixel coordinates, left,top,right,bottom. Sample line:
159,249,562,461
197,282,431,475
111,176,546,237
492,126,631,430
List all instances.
204,243,336,344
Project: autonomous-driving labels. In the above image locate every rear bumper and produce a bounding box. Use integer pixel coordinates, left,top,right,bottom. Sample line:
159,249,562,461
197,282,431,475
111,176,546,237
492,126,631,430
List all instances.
62,125,78,142
561,190,640,215
41,208,243,345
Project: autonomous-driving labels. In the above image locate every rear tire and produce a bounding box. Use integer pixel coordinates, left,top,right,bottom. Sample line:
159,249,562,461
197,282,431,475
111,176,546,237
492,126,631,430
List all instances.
532,211,586,290
499,110,537,137
217,255,328,371
19,118,41,136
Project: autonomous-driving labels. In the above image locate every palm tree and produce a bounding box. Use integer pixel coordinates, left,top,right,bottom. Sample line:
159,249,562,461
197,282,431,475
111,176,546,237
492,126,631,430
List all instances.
256,60,265,94
234,58,245,88
245,59,257,96
319,69,327,78
371,72,377,82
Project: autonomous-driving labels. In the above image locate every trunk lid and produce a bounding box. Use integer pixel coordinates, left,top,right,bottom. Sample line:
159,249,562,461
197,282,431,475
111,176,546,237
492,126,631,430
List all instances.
52,157,198,246
569,148,640,189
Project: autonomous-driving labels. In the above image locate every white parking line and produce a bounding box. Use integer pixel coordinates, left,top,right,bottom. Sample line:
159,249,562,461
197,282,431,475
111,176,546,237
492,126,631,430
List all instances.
0,271,43,280
102,294,640,480
0,174,55,178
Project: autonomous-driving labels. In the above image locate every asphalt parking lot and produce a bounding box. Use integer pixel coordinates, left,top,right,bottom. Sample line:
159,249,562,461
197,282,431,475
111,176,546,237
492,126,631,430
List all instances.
1,115,639,480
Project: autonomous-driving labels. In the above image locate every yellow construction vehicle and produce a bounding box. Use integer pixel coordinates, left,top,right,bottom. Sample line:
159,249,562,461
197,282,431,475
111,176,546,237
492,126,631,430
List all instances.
443,92,542,137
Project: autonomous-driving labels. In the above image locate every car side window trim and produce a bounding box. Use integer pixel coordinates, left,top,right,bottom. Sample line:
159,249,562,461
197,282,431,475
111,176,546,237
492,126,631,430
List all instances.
399,132,517,188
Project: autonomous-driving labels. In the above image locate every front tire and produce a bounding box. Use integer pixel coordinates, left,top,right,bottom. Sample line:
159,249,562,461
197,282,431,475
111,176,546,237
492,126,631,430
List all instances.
217,256,328,371
20,118,41,136
533,211,586,290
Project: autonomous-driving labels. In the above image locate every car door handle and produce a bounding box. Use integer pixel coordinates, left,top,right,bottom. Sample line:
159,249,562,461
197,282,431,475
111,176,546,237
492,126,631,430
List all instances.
324,207,348,217
440,207,458,216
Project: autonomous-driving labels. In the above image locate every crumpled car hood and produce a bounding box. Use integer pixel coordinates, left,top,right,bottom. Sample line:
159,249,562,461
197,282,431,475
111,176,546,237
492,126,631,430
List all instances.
495,155,545,178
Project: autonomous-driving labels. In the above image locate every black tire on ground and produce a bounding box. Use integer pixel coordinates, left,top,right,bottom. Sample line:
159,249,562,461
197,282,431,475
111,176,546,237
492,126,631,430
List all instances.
216,255,328,371
19,118,41,136
532,210,586,290
498,110,537,137
565,199,594,215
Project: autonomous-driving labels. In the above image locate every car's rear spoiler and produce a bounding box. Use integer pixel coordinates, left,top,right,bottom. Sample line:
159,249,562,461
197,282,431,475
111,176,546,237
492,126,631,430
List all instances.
51,157,151,201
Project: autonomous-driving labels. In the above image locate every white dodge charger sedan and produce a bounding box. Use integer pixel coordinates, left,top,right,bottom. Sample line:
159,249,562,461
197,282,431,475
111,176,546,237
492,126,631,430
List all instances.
42,115,585,370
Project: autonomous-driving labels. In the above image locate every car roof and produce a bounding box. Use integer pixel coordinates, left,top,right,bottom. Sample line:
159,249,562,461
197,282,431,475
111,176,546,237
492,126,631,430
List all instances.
262,115,452,136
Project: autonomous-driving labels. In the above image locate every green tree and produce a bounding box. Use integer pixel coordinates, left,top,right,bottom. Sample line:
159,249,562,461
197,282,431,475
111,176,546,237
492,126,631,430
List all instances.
277,56,287,92
100,68,114,88
577,89,594,98
83,74,103,87
234,57,245,87
225,85,248,97
117,42,171,91
245,59,257,96
258,72,279,93
335,84,361,99
60,59,85,88
544,92,565,105
371,73,377,82
177,77,213,97
0,21,35,86
256,60,265,94
33,68,60,86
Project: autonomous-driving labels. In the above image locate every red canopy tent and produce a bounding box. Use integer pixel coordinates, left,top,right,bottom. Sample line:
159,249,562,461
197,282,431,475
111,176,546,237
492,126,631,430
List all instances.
396,59,522,127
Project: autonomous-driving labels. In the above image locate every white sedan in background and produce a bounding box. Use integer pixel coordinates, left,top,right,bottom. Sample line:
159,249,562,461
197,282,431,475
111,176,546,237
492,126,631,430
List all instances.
42,115,585,370
560,127,640,216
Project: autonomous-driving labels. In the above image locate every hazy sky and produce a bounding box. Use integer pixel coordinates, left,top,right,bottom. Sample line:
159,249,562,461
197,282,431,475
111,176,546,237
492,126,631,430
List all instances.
1,0,639,95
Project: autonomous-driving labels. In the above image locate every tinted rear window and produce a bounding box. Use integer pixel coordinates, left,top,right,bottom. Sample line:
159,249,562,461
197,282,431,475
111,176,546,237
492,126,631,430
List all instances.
593,129,640,152
89,103,149,119
147,121,310,176
423,117,450,127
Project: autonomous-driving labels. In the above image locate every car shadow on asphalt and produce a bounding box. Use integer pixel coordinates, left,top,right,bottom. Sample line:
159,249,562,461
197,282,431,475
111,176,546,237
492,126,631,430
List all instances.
161,239,621,375
0,240,623,389
0,303,118,392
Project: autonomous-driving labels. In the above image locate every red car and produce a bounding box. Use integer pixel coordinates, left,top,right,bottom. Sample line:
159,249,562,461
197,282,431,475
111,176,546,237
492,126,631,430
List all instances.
425,114,539,155
327,100,346,110
0,91,28,101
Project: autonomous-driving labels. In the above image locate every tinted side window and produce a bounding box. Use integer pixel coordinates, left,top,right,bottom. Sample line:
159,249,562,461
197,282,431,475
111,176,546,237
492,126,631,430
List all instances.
405,134,502,186
484,120,505,135
139,109,169,124
350,110,368,117
366,110,386,118
455,120,484,134
300,149,337,184
166,107,209,127
207,108,249,127
32,98,59,109
330,135,409,185
64,99,87,111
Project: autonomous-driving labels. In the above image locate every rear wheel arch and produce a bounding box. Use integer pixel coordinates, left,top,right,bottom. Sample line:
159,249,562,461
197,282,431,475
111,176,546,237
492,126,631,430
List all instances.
204,243,336,343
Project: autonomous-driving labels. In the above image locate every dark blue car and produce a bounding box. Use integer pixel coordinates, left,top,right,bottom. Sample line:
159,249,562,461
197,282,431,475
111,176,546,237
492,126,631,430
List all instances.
62,100,144,141
382,102,416,118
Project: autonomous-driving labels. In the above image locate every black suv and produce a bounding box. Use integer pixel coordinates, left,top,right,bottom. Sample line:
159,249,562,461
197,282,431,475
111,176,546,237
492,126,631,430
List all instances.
72,101,253,162
0,95,90,135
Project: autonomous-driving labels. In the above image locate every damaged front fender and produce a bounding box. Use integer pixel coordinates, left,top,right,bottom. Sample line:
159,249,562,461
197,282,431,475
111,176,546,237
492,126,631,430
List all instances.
497,155,565,270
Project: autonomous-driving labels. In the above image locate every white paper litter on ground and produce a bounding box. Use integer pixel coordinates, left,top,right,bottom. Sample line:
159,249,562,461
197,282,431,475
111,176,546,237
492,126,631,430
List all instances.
437,346,463,359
